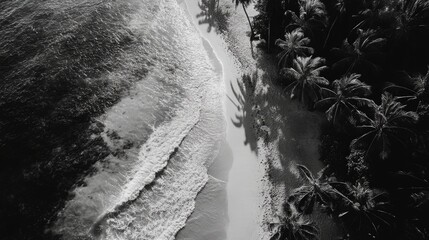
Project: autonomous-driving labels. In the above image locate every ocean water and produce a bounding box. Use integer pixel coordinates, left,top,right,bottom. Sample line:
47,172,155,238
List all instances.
47,0,225,239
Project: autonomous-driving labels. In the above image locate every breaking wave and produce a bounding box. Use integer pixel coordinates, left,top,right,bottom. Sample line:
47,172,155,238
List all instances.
51,0,225,239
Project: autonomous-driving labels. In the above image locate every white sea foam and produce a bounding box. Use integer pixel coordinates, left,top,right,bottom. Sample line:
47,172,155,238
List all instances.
52,0,225,239
97,78,225,239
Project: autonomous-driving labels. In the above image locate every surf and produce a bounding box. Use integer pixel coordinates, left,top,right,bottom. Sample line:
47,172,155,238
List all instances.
51,0,225,239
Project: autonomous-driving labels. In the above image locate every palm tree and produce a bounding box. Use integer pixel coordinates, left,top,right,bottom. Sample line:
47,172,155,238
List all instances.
410,67,429,100
232,0,255,39
351,92,419,160
282,56,329,105
323,0,346,49
331,29,385,76
315,73,375,125
288,164,340,214
286,0,328,38
270,203,319,240
387,0,429,69
335,181,395,239
384,66,429,103
275,28,314,68
393,0,429,38
402,191,429,240
351,0,397,32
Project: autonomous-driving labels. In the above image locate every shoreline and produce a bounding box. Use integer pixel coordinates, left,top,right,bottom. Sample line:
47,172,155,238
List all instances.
178,0,339,239
179,0,264,239
50,0,228,238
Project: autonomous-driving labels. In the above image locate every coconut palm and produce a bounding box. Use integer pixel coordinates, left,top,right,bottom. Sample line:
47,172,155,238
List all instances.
388,0,429,69
288,164,340,214
331,29,385,76
351,0,397,32
384,66,429,103
335,181,396,239
323,0,346,49
285,0,328,38
282,56,329,105
393,0,429,38
402,191,429,240
275,28,314,68
350,92,419,160
409,67,429,100
315,73,375,124
270,203,319,240
232,0,255,39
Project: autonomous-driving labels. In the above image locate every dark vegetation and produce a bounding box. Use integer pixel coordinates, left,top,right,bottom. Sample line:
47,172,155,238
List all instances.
254,0,429,239
0,1,140,239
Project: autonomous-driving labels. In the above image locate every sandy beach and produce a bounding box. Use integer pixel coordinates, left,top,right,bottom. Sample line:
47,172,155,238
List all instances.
178,0,264,239
4,0,428,239
178,0,340,239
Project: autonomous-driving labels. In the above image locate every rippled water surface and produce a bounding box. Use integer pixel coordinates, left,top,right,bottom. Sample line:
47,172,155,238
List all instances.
37,0,227,239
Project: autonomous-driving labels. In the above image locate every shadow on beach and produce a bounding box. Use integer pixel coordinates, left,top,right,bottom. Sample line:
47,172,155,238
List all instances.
230,48,325,182
222,41,325,187
231,46,341,239
196,0,230,33
185,0,340,238
229,75,259,153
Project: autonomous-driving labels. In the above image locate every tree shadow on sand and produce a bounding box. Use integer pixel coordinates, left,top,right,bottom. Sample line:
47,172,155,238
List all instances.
241,46,339,239
227,52,324,174
245,48,325,186
229,74,259,153
196,0,230,33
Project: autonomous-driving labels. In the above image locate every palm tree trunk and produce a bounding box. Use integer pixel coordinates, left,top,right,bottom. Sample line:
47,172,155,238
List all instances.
268,18,271,52
324,6,344,49
241,3,254,39
323,15,338,49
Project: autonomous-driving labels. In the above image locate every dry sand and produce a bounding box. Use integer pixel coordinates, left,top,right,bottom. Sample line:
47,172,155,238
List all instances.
179,0,263,239
178,0,340,239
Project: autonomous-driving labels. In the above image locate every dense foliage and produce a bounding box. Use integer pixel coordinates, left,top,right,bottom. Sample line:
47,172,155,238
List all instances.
254,0,429,239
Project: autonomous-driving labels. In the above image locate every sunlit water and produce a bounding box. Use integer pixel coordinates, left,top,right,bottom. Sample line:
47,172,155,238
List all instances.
44,0,226,239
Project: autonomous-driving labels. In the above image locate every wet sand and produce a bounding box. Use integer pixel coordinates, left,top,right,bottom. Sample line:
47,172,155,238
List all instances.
178,0,263,239
178,0,341,239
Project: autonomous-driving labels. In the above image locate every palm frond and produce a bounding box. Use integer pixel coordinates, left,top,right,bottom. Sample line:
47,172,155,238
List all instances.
276,28,314,68
351,92,418,159
295,164,316,183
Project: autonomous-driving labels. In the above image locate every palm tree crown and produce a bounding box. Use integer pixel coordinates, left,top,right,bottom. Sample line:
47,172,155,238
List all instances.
275,28,314,68
288,164,339,214
394,0,429,35
286,0,328,36
410,66,429,99
299,0,327,22
332,29,385,76
270,203,319,240
384,66,429,103
315,73,375,124
336,181,395,238
353,0,397,31
282,56,329,104
351,92,419,160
